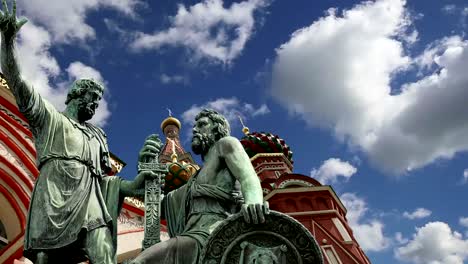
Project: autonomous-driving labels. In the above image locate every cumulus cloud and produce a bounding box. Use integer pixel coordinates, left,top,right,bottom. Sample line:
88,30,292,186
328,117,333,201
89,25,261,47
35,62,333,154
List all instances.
271,0,468,174
181,97,269,127
340,193,390,251
460,217,468,228
130,0,269,64
16,21,63,106
12,22,110,126
18,0,142,42
67,62,105,83
403,208,432,220
395,222,468,264
310,158,357,184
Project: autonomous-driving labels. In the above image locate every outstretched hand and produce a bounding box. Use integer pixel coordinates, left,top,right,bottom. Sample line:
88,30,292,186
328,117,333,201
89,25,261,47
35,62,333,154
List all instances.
241,201,270,224
0,0,27,42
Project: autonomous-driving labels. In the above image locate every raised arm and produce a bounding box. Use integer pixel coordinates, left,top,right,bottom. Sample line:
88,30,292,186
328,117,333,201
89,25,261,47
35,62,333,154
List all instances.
0,0,31,107
218,136,269,224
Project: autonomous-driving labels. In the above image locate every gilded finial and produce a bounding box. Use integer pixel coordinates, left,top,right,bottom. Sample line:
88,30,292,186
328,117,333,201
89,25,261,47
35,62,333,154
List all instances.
237,114,250,135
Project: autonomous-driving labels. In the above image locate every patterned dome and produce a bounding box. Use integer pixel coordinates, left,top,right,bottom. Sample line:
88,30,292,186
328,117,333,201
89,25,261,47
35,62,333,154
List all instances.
240,132,293,164
164,161,197,193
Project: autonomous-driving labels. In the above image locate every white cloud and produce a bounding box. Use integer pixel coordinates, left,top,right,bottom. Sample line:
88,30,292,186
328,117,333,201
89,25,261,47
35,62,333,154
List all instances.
130,0,269,64
16,21,63,106
67,62,105,83
395,232,409,245
340,193,390,251
160,73,189,85
12,22,110,126
463,169,468,184
18,0,142,42
244,103,270,116
271,0,468,174
310,158,357,184
395,222,468,264
181,97,269,128
403,208,432,220
460,217,468,228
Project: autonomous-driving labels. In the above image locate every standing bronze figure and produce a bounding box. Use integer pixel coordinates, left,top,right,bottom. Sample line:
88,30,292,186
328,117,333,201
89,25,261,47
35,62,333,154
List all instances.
0,1,158,263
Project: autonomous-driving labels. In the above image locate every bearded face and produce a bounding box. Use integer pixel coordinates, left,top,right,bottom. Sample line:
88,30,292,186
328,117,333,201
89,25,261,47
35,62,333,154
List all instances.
76,89,102,122
191,117,216,155
191,132,215,155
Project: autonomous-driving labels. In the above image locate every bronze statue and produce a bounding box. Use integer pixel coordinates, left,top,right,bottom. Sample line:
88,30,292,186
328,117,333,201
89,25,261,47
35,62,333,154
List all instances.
0,1,158,263
131,109,269,264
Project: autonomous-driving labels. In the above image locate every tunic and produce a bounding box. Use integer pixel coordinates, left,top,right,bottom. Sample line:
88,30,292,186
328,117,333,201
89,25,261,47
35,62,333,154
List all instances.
156,171,240,264
19,89,120,254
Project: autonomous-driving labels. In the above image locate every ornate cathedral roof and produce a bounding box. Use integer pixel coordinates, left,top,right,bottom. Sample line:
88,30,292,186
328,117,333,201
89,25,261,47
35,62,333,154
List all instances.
240,131,294,165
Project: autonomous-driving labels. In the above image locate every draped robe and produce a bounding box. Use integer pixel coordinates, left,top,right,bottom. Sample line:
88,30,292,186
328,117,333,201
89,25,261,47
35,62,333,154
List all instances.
20,89,123,260
134,170,241,264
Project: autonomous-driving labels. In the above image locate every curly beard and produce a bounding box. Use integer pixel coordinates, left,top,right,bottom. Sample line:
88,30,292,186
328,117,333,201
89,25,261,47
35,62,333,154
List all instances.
191,132,215,156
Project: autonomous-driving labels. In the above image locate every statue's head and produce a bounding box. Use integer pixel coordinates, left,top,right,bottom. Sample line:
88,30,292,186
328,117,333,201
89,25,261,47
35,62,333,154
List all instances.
192,109,230,155
65,79,104,122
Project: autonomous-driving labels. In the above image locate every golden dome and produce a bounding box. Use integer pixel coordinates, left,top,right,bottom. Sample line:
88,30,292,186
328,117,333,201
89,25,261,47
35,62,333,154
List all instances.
160,116,181,132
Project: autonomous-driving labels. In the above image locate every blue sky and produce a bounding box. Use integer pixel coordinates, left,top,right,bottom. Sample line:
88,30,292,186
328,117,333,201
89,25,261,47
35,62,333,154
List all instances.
8,0,468,263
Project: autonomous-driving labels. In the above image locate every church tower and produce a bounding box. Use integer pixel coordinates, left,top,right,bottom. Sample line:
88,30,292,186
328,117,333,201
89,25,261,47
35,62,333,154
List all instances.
239,120,371,264
159,113,199,193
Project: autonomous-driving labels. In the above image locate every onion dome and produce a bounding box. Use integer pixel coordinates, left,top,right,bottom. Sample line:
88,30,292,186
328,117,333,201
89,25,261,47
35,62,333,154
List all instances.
159,110,199,193
161,116,181,134
164,161,197,193
240,132,293,165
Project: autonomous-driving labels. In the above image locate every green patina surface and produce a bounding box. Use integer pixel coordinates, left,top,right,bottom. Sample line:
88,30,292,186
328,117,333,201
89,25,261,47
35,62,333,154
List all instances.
0,1,157,263
130,109,269,264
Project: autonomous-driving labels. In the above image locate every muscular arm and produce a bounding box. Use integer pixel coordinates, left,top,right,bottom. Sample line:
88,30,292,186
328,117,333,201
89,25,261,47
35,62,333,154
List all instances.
119,179,142,197
0,1,32,109
1,31,32,107
218,136,263,205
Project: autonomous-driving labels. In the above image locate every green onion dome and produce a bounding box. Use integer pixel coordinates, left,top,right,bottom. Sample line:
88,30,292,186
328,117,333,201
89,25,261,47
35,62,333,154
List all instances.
240,131,293,164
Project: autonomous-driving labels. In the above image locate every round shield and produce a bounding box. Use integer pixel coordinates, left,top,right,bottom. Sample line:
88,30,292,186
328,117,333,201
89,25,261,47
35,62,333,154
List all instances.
199,211,323,264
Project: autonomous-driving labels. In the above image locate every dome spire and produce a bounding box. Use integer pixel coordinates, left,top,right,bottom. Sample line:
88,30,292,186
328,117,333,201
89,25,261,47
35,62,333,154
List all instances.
237,114,250,135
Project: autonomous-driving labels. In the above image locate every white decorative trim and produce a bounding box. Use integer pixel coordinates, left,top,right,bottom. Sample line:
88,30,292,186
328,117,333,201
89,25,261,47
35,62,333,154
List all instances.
250,153,293,169
0,178,28,215
0,104,30,129
285,209,338,216
321,245,343,264
0,142,35,182
254,164,290,175
314,223,360,264
332,218,353,242
125,197,145,208
278,179,314,188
